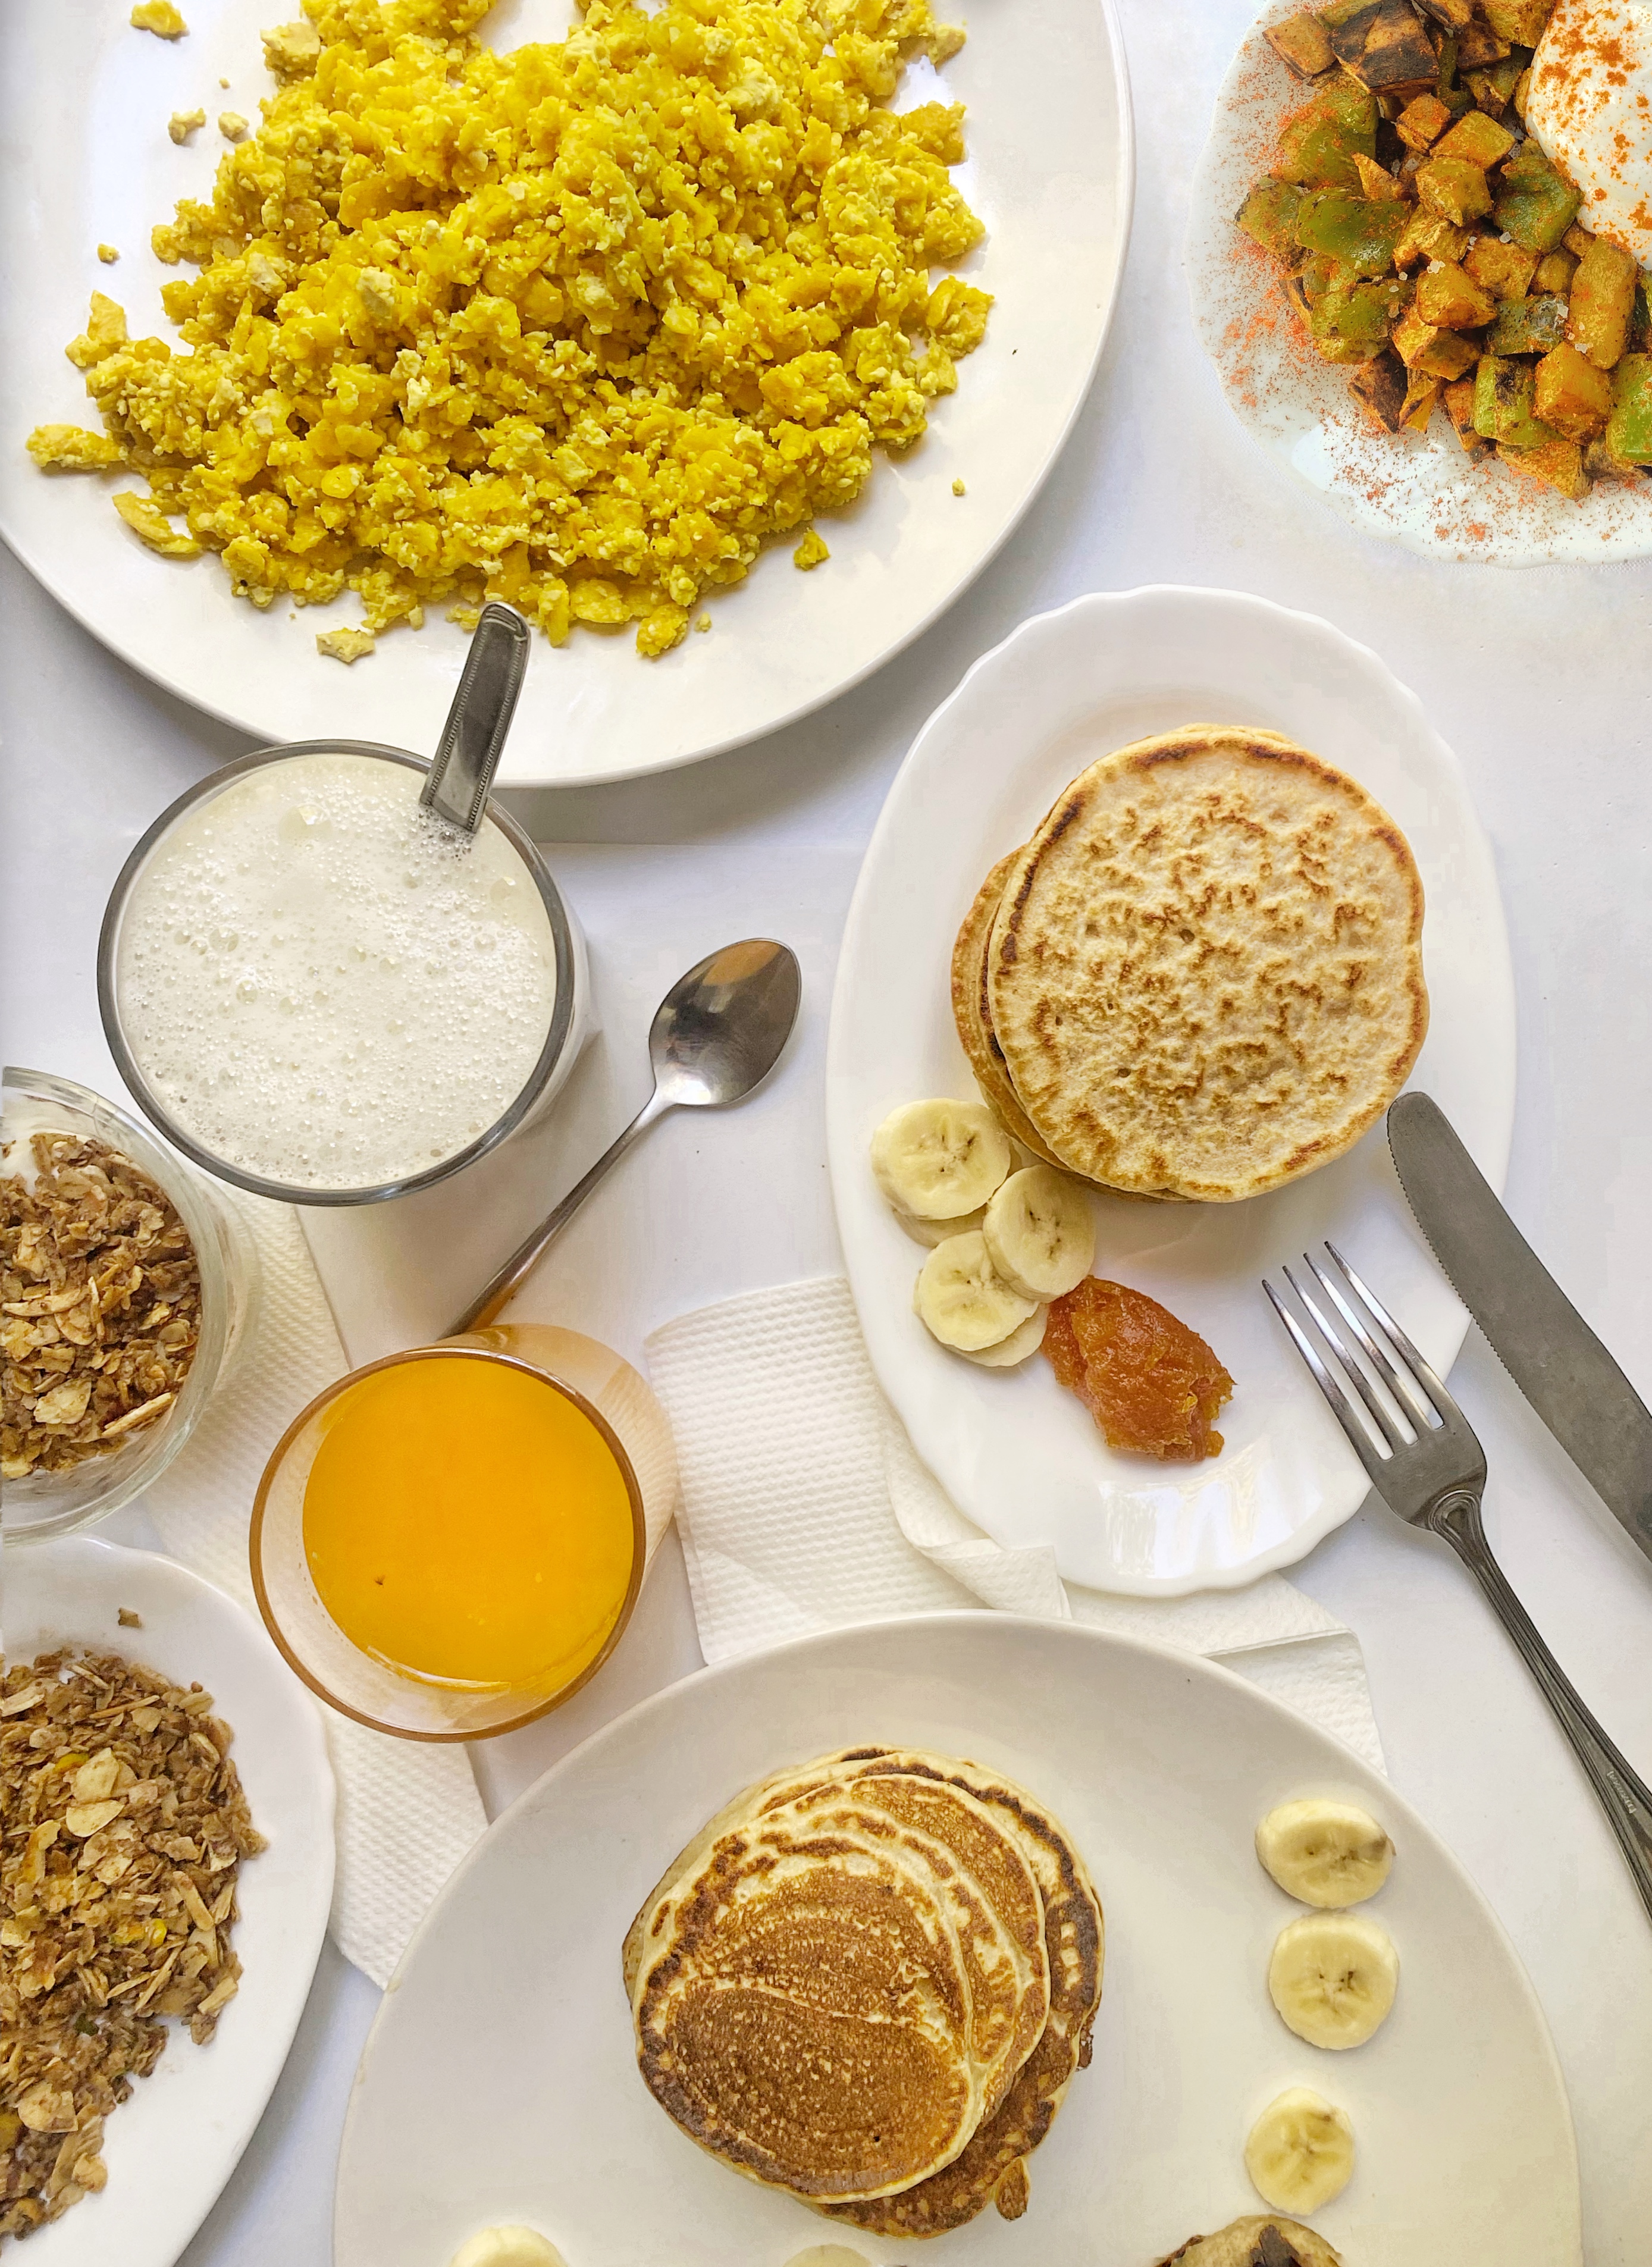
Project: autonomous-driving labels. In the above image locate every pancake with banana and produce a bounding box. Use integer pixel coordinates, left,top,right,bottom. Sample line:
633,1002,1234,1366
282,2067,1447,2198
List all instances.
815,1748,1103,2238
1156,2217,1344,2266
987,726,1428,1203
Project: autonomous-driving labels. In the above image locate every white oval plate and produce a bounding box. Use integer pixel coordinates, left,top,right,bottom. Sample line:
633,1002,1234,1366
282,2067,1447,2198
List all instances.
825,586,1516,1595
2,1537,334,2267
1186,0,1652,565
333,1613,1580,2267
0,0,1131,786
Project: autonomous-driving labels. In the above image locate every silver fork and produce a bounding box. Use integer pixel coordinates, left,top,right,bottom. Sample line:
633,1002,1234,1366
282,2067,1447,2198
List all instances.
1266,1242,1652,1924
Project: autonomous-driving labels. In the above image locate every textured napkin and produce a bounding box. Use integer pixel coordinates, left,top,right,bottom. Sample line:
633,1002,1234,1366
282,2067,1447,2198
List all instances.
143,1193,487,1989
646,1276,1384,1773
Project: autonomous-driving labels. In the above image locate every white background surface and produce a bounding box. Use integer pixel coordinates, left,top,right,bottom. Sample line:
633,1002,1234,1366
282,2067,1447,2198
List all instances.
3,1,1651,2261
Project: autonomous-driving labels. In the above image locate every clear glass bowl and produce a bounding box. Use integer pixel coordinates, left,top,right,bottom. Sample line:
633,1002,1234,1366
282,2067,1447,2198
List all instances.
249,1327,676,1741
2,1067,259,1541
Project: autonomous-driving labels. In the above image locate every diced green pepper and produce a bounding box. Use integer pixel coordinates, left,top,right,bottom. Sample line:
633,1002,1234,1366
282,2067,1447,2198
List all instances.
1433,108,1516,170
1311,269,1401,360
1493,141,1582,255
1534,342,1614,440
1632,277,1652,353
1473,353,1558,445
1488,293,1568,354
1237,180,1306,261
1418,153,1493,225
1277,79,1380,192
1568,236,1638,369
1295,190,1412,276
1606,353,1652,462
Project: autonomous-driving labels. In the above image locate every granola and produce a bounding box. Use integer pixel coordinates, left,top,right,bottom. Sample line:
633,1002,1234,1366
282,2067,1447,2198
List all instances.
0,1650,264,2240
1,1134,201,1484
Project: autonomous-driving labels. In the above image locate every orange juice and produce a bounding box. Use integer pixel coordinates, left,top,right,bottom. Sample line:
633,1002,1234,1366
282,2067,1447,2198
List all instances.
300,1352,638,1691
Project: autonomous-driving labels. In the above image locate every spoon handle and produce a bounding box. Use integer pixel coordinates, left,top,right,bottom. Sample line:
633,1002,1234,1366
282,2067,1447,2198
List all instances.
449,1089,672,1335
421,603,531,836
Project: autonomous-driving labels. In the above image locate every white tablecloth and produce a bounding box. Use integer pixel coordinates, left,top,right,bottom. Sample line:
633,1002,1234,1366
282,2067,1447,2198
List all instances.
5,3,1652,2260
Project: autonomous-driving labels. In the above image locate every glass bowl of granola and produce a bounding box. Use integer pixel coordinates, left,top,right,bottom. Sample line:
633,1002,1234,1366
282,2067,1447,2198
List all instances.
1,1067,258,1539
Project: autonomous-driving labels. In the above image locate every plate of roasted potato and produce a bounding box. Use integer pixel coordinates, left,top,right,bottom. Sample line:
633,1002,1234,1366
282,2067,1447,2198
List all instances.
1187,0,1652,563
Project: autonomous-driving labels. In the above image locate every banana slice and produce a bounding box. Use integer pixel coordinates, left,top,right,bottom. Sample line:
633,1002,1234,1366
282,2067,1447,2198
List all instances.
982,1165,1096,1300
447,2232,566,2267
896,1203,987,1247
957,1307,1048,1368
1244,2087,1355,2216
914,1232,1038,1353
1268,1911,1398,2049
872,1099,1013,1221
1256,1798,1394,1908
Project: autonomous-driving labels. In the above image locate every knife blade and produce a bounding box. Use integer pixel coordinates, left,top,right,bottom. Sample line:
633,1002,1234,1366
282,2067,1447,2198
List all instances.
1387,1090,1652,1565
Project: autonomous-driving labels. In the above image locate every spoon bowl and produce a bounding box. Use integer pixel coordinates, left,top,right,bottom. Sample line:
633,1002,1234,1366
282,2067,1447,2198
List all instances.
451,937,801,1334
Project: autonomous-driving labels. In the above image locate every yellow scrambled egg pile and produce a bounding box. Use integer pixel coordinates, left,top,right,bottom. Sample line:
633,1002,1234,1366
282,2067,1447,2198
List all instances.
30,0,990,657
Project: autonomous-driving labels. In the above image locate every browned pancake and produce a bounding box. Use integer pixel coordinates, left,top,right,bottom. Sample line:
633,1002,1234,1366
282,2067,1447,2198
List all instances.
949,852,1067,1168
629,1797,993,2200
814,1747,1104,2238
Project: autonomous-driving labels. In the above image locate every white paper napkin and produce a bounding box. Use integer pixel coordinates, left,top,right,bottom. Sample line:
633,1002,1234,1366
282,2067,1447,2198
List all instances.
646,1276,1384,1773
143,1193,487,1989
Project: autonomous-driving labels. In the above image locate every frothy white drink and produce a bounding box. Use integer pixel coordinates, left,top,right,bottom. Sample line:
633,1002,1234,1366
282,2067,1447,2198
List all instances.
117,751,559,1191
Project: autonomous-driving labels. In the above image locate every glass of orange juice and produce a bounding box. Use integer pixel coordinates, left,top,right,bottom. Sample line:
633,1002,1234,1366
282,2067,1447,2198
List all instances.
250,1325,676,1739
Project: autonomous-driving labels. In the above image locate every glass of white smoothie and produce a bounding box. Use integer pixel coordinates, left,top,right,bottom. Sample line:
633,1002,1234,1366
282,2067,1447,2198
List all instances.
98,739,588,1204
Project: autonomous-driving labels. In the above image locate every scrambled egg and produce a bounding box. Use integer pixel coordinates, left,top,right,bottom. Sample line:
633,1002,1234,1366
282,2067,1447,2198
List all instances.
130,2,189,35
35,0,990,658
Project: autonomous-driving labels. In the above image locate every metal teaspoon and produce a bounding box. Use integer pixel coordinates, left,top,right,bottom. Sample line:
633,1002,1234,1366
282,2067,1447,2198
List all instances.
448,937,803,1335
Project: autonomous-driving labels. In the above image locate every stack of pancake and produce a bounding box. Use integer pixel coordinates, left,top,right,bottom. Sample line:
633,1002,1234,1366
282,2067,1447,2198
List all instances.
624,1745,1104,2235
952,726,1429,1205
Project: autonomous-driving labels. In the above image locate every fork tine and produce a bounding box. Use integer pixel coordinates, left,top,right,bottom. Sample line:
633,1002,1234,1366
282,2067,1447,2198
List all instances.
1324,1241,1457,1416
1263,1278,1392,1481
1303,1249,1437,1432
1281,1264,1409,1450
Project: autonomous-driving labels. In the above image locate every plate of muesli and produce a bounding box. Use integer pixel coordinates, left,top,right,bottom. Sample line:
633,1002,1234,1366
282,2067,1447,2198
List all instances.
0,1537,333,2266
1187,0,1652,563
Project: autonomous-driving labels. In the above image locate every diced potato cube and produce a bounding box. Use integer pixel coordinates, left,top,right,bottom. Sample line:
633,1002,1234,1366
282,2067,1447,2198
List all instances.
1568,236,1638,369
1489,293,1568,354
1473,353,1557,446
1395,208,1469,266
1416,258,1497,328
1534,249,1578,294
1349,347,1410,431
1534,343,1614,440
1481,0,1555,37
1584,435,1645,482
1296,190,1412,275
1457,21,1512,66
1354,153,1409,200
1322,0,1439,93
1434,109,1515,170
1494,142,1581,253
1499,434,1588,499
1607,354,1652,462
1393,305,1481,375
1563,223,1595,259
1443,374,1492,457
1416,0,1475,28
1465,236,1537,300
1396,92,1453,150
1512,65,1532,119
1400,372,1441,429
1265,12,1336,76
1418,154,1493,225
1237,180,1306,261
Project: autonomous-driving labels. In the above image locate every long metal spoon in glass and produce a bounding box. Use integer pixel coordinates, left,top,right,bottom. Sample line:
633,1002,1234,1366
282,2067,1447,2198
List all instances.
449,937,802,1335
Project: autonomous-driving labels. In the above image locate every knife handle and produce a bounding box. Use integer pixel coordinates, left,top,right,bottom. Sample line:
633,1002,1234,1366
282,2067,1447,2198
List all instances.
1430,1493,1652,1927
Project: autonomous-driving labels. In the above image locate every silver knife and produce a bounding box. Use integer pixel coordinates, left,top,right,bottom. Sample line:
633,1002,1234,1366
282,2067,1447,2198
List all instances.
1387,1090,1652,1565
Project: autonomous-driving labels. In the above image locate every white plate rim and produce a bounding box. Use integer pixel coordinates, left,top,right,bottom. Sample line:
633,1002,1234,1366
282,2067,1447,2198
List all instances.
0,0,1136,786
333,1608,1581,2267
825,582,1517,1594
1,1534,336,2267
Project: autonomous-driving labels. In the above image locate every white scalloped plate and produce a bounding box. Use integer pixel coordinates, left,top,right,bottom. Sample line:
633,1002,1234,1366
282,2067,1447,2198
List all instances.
0,0,1131,783
1186,0,1652,565
1,1538,334,2267
826,586,1516,1595
334,1614,1580,2267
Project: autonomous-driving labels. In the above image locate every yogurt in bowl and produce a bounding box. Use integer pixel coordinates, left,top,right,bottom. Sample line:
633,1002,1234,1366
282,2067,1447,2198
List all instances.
100,741,588,1203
